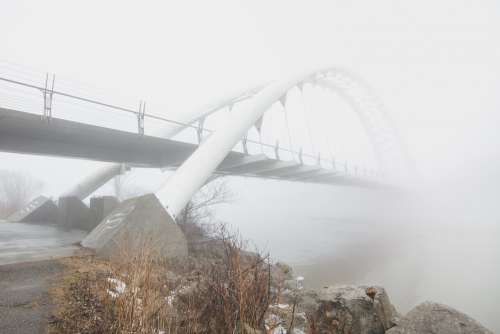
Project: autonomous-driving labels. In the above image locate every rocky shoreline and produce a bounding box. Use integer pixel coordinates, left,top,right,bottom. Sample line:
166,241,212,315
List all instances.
266,278,494,334
253,261,495,333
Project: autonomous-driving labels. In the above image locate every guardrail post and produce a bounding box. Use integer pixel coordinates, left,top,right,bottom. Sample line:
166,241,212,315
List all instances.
298,147,304,164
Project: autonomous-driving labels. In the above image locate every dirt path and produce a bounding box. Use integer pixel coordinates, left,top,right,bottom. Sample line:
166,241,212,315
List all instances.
0,260,64,334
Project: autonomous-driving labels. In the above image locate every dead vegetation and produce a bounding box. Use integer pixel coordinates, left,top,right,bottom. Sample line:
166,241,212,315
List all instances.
48,224,286,334
172,225,272,333
176,177,233,254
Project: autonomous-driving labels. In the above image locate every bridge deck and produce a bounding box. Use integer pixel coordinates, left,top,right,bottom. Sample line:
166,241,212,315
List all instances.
0,107,384,188
0,107,203,167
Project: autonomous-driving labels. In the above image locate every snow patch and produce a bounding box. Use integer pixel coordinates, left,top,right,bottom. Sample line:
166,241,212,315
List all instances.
106,277,126,298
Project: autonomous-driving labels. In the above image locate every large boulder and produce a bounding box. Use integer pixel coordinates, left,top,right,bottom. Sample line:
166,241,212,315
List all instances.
386,302,493,334
82,194,188,260
307,285,399,334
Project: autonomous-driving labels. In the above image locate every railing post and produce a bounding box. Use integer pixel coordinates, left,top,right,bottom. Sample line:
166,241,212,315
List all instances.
298,147,304,164
41,73,55,121
196,117,205,144
137,100,146,135
241,133,249,154
274,140,280,160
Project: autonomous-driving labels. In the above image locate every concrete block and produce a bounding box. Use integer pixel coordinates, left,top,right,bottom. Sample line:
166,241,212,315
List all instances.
7,196,58,223
57,196,91,231
82,193,188,260
89,196,119,230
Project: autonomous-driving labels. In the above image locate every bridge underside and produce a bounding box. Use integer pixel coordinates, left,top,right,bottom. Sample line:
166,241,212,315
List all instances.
0,107,384,188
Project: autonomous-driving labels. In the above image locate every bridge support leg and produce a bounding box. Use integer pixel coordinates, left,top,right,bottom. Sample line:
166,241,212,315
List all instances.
60,163,124,200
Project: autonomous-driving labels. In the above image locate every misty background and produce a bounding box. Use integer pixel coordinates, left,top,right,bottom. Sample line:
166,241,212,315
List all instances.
1,0,499,331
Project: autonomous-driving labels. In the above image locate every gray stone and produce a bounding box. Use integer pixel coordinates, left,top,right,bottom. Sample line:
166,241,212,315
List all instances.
307,285,399,334
82,193,188,260
57,196,91,230
386,302,493,334
89,195,119,229
7,196,58,223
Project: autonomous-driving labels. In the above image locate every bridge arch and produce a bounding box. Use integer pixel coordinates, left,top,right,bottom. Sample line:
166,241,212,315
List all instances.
155,67,410,219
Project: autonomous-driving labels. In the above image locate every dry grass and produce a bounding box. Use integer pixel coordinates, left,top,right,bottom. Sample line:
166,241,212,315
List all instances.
49,225,276,334
105,245,173,333
50,243,174,333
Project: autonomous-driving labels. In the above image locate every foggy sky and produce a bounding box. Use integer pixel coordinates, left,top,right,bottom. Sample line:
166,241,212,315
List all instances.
2,0,499,183
1,0,500,331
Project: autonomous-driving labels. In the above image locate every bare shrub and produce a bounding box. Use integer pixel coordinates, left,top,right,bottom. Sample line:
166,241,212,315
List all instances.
173,224,271,333
177,177,233,252
0,170,43,218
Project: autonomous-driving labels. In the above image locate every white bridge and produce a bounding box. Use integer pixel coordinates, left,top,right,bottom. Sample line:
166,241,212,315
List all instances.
0,66,413,253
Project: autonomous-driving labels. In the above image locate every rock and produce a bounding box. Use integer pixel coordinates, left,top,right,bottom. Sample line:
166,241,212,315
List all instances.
298,289,320,316
386,301,493,334
307,285,399,334
82,194,188,260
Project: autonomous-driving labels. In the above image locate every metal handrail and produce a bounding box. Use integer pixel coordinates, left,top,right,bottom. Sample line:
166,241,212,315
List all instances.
0,76,201,130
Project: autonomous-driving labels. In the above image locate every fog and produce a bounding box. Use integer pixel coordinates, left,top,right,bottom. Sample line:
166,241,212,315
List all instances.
1,0,499,332
216,163,500,331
